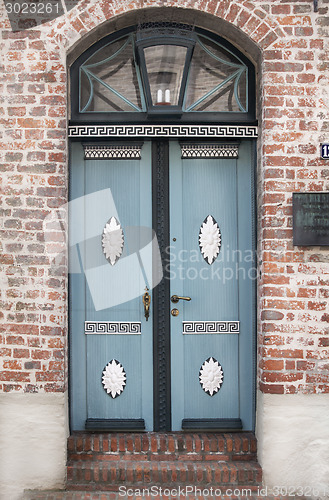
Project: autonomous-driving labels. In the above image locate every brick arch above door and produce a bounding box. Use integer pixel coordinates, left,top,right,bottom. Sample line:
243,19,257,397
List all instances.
63,2,284,63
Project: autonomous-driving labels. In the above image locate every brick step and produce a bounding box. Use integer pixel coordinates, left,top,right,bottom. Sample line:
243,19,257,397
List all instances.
66,460,262,490
24,490,306,500
68,432,257,462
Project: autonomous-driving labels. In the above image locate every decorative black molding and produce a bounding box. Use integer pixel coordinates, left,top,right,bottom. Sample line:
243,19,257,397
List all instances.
137,21,195,42
180,143,239,158
69,124,258,139
85,321,141,334
83,143,142,160
152,141,171,432
183,321,240,334
85,418,145,431
182,418,242,431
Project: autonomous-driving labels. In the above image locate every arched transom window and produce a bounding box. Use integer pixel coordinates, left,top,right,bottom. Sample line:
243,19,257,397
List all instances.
71,23,255,122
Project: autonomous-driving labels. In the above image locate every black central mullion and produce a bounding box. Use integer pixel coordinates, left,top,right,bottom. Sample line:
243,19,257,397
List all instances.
152,140,171,431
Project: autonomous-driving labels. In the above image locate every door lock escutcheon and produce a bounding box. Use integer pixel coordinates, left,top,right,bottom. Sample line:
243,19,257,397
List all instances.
142,287,151,321
171,295,191,304
171,308,179,317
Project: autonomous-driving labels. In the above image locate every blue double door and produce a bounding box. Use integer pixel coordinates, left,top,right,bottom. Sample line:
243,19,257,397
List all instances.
70,139,255,431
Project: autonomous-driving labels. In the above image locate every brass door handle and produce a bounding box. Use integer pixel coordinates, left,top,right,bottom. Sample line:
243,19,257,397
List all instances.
142,287,151,321
171,295,191,304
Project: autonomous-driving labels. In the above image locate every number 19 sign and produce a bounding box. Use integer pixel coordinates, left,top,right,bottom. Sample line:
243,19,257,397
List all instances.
321,144,329,159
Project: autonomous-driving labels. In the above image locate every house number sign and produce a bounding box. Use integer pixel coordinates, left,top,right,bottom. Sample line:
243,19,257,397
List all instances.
293,192,329,246
320,144,329,159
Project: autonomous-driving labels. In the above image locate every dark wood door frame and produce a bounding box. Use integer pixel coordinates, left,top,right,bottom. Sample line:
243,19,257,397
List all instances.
152,140,171,431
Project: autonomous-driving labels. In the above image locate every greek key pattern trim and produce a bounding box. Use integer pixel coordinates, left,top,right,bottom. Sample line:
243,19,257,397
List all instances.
183,321,240,334
83,144,142,160
69,125,258,138
85,321,141,334
181,144,239,158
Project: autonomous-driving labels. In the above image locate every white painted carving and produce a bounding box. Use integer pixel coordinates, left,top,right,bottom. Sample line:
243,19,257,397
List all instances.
199,215,221,265
84,144,142,159
180,143,239,158
102,216,124,265
199,357,224,396
85,321,141,334
183,321,240,334
102,359,126,398
68,125,258,139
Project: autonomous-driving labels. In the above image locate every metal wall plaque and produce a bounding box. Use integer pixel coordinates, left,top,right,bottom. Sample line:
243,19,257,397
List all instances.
293,193,329,246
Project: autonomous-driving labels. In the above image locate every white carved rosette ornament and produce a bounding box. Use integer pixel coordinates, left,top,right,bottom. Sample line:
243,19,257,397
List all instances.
199,215,221,265
102,216,124,265
102,359,126,398
199,357,224,396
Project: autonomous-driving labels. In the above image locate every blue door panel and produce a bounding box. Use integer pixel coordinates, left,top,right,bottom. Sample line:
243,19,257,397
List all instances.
184,335,239,418
236,141,256,430
69,142,153,430
70,139,255,431
87,336,142,419
170,140,255,431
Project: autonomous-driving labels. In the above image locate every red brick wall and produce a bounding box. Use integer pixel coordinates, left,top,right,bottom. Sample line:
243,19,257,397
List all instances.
0,18,67,392
258,1,329,395
0,0,328,396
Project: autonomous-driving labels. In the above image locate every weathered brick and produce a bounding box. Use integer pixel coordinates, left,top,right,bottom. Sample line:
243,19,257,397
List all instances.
13,348,30,358
0,0,328,402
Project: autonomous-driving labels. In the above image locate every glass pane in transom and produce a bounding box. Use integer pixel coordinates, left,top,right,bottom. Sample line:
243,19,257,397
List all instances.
144,45,187,106
184,37,247,112
80,37,142,112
